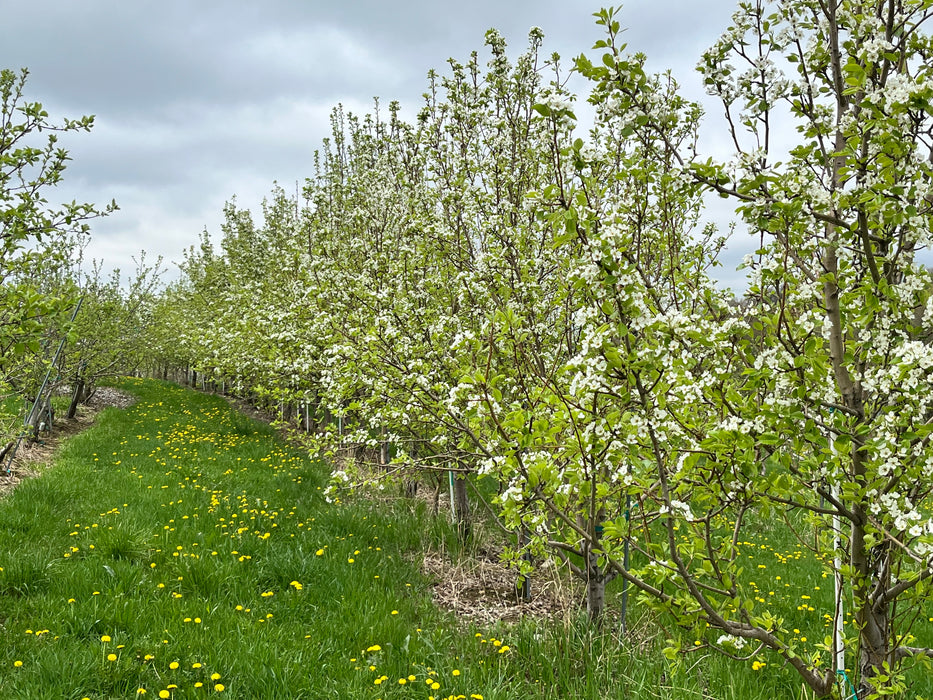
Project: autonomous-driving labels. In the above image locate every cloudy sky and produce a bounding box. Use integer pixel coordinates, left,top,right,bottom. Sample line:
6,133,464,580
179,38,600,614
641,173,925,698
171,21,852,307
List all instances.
2,0,745,286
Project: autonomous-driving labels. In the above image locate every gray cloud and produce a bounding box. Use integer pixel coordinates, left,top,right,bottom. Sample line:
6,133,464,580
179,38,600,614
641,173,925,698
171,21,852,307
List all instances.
1,0,746,281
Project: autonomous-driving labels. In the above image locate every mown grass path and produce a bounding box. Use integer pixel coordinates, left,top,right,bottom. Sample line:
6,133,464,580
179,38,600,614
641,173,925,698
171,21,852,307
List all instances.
0,379,518,699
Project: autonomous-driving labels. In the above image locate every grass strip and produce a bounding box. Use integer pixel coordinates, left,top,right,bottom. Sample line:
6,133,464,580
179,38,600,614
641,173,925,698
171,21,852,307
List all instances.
1,378,924,699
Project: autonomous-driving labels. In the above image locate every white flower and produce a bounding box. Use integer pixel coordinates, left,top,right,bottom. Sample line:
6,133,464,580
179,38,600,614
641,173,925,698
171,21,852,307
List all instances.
717,634,746,650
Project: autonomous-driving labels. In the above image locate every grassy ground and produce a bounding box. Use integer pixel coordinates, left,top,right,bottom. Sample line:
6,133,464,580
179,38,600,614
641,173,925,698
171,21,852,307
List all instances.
0,378,928,698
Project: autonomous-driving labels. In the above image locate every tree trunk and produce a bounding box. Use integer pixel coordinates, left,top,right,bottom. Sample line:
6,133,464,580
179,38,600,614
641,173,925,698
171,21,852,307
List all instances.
380,441,390,470
585,525,606,623
518,527,531,602
67,378,85,419
853,519,892,697
26,406,40,442
431,476,441,517
453,473,471,543
0,440,14,472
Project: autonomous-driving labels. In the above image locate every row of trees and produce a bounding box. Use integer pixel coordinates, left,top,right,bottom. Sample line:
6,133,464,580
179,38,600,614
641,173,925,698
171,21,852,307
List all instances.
0,67,161,465
144,2,933,697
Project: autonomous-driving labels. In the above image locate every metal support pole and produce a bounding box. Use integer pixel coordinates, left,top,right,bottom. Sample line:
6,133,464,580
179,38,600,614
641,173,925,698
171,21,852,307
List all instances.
4,298,83,473
620,494,631,638
831,432,845,678
448,470,456,522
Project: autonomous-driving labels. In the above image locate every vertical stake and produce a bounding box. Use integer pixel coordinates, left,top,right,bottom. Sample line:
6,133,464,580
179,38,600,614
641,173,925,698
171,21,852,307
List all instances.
831,432,845,678
448,470,456,523
620,494,631,639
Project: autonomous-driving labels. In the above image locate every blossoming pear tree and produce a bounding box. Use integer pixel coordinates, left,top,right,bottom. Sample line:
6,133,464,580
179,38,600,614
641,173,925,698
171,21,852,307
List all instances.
307,30,561,540
140,4,933,694
58,254,163,418
0,68,114,453
552,2,933,697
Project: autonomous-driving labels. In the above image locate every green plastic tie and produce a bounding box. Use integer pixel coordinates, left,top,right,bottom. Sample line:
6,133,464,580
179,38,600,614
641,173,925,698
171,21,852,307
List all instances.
836,669,857,700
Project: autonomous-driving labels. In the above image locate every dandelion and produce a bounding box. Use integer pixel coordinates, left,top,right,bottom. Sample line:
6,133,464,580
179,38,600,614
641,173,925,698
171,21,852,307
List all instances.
107,653,118,661
159,692,170,699
169,661,179,670
452,669,460,676
14,660,23,667
101,635,112,642
214,684,224,692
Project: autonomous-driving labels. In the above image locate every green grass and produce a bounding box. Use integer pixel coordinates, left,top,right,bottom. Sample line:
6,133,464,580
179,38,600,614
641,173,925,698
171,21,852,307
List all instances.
0,378,928,698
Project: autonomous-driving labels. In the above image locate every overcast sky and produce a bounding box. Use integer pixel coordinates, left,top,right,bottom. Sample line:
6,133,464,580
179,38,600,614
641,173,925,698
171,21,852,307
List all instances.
2,0,747,287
